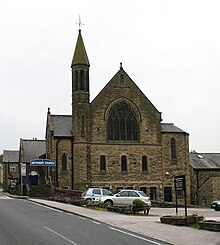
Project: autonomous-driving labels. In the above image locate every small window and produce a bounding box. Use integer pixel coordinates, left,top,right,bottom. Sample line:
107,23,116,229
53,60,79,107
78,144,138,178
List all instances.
62,153,67,171
142,156,148,172
100,155,106,171
10,166,16,173
140,187,147,195
120,74,124,82
171,138,177,160
121,155,127,172
150,187,157,201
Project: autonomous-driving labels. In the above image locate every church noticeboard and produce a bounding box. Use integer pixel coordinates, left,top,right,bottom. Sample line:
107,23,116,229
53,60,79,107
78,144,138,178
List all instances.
30,159,56,166
174,175,187,217
174,175,186,192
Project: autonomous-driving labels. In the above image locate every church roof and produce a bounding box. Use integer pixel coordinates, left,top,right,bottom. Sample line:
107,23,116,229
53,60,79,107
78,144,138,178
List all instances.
3,150,19,163
190,153,220,169
51,115,72,137
20,139,46,162
71,30,90,67
161,123,188,134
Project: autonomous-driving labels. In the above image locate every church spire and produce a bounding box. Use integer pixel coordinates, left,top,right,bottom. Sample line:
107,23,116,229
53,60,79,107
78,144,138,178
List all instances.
71,30,90,67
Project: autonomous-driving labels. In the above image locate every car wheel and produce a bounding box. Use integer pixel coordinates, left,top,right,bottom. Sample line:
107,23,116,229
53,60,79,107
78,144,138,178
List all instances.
104,200,113,207
85,198,92,205
215,207,220,211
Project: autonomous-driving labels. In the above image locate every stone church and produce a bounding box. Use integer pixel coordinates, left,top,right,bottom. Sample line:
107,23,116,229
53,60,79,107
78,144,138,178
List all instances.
46,29,190,204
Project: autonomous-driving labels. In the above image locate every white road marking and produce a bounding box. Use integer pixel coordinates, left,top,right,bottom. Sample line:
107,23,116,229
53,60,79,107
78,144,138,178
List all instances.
31,202,63,213
109,227,164,245
92,221,101,225
66,213,74,216
78,216,86,220
44,226,78,245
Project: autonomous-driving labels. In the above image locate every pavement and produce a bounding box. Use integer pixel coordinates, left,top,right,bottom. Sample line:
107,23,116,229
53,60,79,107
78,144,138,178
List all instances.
1,191,220,245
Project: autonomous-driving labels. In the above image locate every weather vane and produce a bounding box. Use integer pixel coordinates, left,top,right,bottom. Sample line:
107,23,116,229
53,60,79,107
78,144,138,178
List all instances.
76,15,84,31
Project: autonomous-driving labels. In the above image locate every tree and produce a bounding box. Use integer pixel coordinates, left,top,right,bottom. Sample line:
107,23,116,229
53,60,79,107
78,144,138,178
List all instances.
0,154,2,163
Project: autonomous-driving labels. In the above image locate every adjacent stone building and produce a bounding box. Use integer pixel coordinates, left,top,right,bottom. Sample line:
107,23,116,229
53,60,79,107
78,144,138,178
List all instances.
19,138,46,195
2,150,19,192
190,153,220,206
46,29,191,204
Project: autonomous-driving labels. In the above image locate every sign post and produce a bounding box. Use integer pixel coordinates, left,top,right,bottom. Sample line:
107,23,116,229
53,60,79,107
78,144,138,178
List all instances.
20,163,26,196
174,175,187,217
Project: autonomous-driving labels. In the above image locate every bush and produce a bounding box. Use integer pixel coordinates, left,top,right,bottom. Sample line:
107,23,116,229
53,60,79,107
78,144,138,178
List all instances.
133,199,145,207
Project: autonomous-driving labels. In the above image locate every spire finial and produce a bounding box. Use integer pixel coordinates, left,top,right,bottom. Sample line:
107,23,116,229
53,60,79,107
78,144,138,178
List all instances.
120,62,123,69
76,15,84,31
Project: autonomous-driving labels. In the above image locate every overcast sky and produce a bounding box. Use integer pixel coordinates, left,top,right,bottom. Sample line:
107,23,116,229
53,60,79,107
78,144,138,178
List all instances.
0,0,220,154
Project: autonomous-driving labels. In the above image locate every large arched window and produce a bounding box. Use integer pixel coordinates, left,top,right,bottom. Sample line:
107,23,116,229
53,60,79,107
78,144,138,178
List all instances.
107,101,139,141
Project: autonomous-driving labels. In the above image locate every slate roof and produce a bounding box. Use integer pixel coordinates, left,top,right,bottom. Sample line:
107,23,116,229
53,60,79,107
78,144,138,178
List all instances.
161,123,188,134
20,139,46,162
51,115,72,137
3,150,19,163
190,153,220,169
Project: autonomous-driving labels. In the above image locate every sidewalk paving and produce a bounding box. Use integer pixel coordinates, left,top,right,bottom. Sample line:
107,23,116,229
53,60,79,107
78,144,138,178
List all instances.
28,198,220,245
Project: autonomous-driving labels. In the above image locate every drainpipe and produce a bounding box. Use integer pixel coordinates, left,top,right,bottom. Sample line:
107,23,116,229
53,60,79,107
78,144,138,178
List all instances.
55,138,61,188
71,133,74,190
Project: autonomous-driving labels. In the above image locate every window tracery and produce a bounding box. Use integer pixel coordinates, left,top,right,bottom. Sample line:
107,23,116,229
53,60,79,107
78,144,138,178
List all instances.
107,101,139,141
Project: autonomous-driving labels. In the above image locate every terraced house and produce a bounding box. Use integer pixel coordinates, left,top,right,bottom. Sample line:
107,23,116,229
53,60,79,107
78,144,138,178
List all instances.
46,29,191,204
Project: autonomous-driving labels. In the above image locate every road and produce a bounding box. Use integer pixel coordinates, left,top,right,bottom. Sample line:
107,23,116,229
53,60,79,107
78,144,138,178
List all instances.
0,194,170,245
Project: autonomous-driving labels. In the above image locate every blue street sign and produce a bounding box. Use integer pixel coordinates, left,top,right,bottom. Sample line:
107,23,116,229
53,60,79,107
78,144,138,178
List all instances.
30,159,56,166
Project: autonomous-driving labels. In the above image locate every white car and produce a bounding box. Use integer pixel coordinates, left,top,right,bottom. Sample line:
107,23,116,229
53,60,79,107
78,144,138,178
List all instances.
81,188,113,205
99,189,151,208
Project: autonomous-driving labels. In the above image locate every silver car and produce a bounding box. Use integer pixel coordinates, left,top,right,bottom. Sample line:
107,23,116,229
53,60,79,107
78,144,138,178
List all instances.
99,189,151,208
81,188,113,205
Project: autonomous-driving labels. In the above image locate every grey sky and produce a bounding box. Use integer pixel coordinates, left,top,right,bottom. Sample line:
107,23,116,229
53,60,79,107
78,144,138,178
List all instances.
0,0,219,154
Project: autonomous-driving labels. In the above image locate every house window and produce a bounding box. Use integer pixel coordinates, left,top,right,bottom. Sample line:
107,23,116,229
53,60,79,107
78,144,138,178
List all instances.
107,100,139,141
150,187,157,201
10,166,16,173
100,155,106,171
140,187,147,195
142,156,148,172
171,138,177,160
62,153,67,171
121,155,127,172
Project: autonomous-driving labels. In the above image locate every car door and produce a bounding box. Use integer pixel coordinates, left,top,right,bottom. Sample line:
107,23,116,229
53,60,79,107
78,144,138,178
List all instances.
114,190,128,205
128,191,140,205
92,188,101,200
